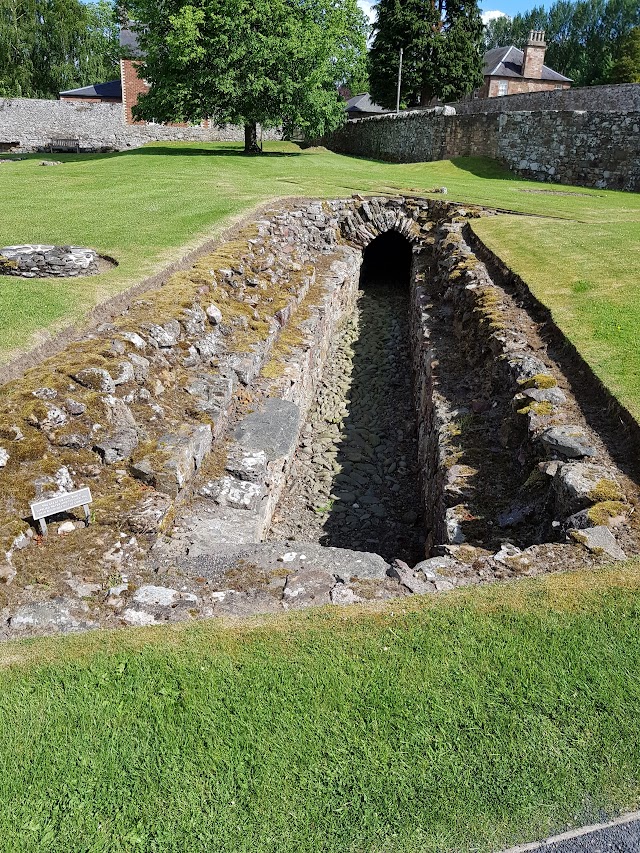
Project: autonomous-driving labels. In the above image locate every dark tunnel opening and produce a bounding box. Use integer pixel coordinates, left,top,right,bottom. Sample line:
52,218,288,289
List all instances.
359,230,413,288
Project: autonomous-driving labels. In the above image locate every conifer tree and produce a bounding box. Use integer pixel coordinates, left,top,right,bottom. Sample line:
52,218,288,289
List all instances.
369,0,483,108
434,0,484,102
368,0,441,108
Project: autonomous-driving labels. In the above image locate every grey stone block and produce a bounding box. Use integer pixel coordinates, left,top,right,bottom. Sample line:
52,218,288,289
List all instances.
234,398,300,461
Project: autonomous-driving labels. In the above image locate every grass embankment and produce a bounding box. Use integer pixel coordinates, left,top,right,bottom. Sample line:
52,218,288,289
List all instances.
2,143,639,420
472,214,640,419
2,564,640,852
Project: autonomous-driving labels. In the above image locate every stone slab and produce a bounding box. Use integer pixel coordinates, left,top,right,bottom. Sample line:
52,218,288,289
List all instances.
233,398,301,461
181,541,391,582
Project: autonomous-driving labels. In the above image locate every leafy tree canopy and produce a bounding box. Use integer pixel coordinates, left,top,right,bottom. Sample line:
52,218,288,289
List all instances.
0,0,119,98
609,25,640,81
121,0,369,151
369,0,484,109
483,0,640,86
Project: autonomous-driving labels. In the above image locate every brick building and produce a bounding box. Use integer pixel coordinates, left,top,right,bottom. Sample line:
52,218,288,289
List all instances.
478,31,571,98
119,26,147,124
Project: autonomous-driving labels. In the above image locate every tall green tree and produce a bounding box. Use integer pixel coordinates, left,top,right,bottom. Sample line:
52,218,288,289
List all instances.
368,0,484,109
121,0,368,152
609,25,640,80
435,0,484,101
368,0,441,109
0,0,119,98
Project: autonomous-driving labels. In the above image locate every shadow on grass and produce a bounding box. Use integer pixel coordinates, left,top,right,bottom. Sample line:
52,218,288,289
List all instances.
9,144,305,165
119,145,303,158
448,156,516,181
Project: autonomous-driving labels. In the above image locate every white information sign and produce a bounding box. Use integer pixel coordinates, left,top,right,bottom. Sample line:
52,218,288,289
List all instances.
30,487,93,536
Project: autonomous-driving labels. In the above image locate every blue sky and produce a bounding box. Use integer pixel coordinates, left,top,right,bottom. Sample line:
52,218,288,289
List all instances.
356,0,539,28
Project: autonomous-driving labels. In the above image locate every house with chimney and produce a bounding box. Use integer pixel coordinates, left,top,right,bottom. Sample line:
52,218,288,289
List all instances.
478,31,571,98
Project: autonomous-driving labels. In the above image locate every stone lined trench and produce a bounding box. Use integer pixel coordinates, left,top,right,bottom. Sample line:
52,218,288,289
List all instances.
0,195,638,638
269,231,425,563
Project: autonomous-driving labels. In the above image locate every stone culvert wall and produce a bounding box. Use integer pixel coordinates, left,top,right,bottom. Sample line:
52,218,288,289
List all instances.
326,110,640,191
0,98,281,152
0,245,99,278
450,82,640,114
415,219,633,560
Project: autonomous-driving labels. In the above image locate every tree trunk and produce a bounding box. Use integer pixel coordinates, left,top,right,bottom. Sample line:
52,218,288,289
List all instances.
244,122,261,154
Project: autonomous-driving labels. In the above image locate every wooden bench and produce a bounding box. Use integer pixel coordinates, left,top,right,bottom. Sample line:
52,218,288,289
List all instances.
48,137,80,153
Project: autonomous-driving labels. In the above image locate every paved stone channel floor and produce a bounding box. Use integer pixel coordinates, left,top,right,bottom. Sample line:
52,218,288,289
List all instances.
268,274,426,564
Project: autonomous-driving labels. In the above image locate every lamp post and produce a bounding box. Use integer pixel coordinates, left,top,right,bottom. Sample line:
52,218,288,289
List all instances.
396,47,403,114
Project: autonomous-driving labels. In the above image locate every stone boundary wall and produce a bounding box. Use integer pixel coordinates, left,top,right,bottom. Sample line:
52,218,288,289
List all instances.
450,83,640,115
0,98,281,152
326,110,640,191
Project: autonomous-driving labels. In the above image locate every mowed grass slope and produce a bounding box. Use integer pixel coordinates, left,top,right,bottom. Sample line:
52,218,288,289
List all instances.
2,143,639,412
2,565,640,852
472,214,640,419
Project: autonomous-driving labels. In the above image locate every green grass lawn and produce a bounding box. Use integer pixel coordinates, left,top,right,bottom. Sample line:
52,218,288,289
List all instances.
2,142,639,420
3,144,640,851
472,215,640,419
2,564,640,852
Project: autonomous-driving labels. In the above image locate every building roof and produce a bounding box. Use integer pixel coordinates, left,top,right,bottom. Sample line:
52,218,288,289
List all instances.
345,93,386,115
483,45,572,82
59,79,122,99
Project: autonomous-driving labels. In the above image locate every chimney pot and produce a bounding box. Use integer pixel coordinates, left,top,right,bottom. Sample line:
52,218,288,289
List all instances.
527,30,546,46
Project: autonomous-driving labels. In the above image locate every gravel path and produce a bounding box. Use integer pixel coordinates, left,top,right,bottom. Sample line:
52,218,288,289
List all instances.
503,813,640,852
269,280,425,563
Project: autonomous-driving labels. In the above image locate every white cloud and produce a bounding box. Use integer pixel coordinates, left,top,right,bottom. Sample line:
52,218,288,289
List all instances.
482,9,509,24
358,0,376,26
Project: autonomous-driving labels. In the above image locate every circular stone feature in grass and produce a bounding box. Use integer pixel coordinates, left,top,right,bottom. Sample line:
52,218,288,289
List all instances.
0,244,101,278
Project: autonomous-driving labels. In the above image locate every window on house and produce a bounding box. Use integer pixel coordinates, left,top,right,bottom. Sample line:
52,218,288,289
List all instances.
497,81,508,96
555,84,563,89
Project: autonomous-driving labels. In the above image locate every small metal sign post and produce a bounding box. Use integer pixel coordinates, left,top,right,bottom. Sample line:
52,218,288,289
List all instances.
30,487,93,537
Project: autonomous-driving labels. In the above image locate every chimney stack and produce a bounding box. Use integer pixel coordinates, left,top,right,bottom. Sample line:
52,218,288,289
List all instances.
522,30,546,79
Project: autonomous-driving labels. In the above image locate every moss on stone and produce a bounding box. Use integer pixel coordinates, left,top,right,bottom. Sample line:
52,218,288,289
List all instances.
517,401,554,417
261,358,285,380
523,468,549,491
569,529,589,546
6,433,52,463
91,480,147,522
588,478,625,502
587,501,628,526
520,374,557,390
0,518,31,553
199,441,228,482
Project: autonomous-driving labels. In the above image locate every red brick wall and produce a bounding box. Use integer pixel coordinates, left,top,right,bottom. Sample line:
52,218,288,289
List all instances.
522,45,546,79
486,76,570,97
121,58,149,124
